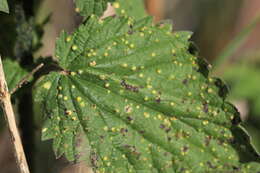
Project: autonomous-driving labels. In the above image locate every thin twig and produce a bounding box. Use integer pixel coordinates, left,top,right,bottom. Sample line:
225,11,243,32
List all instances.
0,56,30,173
10,63,44,95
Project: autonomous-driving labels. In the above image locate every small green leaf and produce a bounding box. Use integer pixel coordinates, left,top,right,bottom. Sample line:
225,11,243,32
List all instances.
0,0,9,13
114,0,147,19
3,59,27,91
74,0,115,17
35,16,260,172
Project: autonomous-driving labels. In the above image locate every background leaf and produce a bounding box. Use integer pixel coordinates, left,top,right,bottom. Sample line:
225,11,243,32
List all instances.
0,0,9,13
74,0,115,17
3,59,27,91
35,16,260,172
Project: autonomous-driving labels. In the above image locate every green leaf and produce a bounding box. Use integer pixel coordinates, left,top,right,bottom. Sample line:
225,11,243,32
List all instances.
74,0,115,17
35,16,260,172
114,0,147,19
0,0,9,13
3,59,27,91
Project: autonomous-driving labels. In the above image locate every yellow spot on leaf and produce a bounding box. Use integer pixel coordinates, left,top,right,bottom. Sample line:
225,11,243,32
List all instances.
70,71,76,76
208,88,213,93
202,120,209,125
89,61,97,67
121,63,128,68
66,110,72,115
131,66,137,71
147,85,152,89
80,102,85,107
113,2,120,8
104,52,109,57
87,53,92,57
144,96,149,101
103,126,108,131
111,127,116,132
78,70,83,74
99,75,106,80
43,82,51,90
157,114,162,120
170,117,177,121
76,97,82,102
156,69,162,74
130,44,135,48
105,83,110,88
72,116,77,121
72,45,78,51
75,7,80,13
144,112,150,118
66,36,72,42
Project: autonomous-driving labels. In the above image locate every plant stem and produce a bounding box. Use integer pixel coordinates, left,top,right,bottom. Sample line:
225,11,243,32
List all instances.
0,56,30,173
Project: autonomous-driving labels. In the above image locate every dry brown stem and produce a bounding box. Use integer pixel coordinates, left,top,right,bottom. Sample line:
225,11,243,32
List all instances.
0,56,30,173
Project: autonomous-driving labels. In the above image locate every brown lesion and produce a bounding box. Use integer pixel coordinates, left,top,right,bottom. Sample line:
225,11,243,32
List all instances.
120,80,140,92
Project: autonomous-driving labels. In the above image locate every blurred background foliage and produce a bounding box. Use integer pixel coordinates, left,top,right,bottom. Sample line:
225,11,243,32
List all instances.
0,0,260,172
